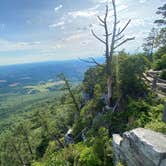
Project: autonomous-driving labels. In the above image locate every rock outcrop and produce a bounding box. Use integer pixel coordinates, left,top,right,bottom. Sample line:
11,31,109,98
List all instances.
113,128,166,166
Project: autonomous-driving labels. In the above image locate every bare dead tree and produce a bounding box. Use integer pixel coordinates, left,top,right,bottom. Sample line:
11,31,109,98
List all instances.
91,0,135,106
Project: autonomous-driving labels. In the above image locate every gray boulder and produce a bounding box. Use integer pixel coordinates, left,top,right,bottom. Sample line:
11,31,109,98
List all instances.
113,128,166,166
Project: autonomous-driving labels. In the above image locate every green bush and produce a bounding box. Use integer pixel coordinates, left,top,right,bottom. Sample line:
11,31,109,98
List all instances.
124,99,151,129
45,159,70,166
78,147,102,166
116,161,125,166
119,55,149,97
154,54,166,70
145,121,166,134
31,162,43,166
160,70,166,80
42,143,103,166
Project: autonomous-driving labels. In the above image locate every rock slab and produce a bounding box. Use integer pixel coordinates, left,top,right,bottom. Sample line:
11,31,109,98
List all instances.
113,128,166,166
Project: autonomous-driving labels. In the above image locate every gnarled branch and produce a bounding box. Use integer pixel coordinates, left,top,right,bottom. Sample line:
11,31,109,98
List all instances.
103,33,112,37
116,19,131,36
116,20,120,24
114,37,135,50
104,5,109,21
79,57,103,67
91,29,106,44
97,16,105,24
115,35,125,42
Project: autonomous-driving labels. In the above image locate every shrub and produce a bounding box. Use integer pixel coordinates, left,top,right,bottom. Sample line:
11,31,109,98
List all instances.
145,121,166,134
78,147,102,166
31,162,43,166
160,70,166,80
154,54,166,70
116,161,125,166
119,55,149,97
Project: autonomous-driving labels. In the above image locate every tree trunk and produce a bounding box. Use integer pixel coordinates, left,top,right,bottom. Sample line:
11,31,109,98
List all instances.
12,143,25,165
61,74,80,113
21,125,33,157
53,135,64,148
107,75,112,106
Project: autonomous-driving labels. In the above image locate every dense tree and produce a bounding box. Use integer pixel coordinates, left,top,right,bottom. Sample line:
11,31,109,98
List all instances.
155,28,166,47
0,130,26,166
143,28,157,61
154,3,166,25
15,123,34,158
154,3,166,47
83,66,106,98
35,110,64,148
119,54,150,97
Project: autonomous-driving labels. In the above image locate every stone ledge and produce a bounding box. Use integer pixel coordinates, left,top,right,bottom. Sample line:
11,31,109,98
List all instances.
113,128,166,166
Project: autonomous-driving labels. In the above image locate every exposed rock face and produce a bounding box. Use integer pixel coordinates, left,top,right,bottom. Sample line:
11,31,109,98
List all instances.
113,128,166,166
64,129,74,146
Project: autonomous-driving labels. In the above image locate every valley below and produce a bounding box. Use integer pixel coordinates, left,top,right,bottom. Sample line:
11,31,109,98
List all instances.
0,60,89,132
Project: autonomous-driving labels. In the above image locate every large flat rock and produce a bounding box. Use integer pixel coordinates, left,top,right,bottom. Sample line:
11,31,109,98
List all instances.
113,128,166,166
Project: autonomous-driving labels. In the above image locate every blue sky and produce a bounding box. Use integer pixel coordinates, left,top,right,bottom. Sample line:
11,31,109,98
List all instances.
0,0,165,65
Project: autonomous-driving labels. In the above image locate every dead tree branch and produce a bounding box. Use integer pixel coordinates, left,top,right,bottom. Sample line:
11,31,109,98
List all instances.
115,35,125,42
110,0,117,60
114,37,135,50
97,16,105,24
91,30,106,44
79,57,103,67
116,19,131,36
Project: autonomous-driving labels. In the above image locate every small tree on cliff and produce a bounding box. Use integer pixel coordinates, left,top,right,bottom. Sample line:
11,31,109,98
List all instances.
58,73,80,119
87,0,134,106
154,3,166,47
154,3,166,25
143,28,157,61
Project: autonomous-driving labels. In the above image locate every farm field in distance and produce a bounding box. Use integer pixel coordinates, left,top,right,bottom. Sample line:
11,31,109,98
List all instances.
0,60,89,132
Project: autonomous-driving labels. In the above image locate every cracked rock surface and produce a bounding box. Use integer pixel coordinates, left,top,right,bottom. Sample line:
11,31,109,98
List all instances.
113,128,166,166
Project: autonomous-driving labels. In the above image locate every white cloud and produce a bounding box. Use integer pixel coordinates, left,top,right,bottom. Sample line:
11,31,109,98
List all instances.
65,33,85,41
68,10,98,18
49,21,65,28
139,0,147,3
0,39,61,52
68,4,100,19
0,39,43,51
132,18,146,26
49,4,100,30
54,4,63,12
91,0,108,4
117,4,128,12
